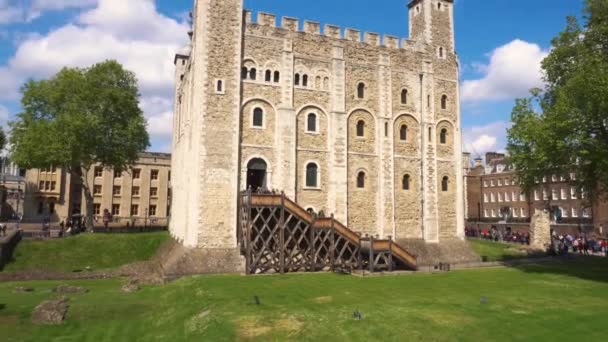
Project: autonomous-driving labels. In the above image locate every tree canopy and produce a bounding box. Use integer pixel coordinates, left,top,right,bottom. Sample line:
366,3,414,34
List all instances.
507,0,608,207
9,60,150,227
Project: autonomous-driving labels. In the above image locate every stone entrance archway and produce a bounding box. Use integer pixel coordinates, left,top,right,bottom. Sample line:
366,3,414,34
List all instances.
246,158,267,191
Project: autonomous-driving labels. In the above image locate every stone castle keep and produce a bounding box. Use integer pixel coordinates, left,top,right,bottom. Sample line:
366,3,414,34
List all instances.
170,0,464,262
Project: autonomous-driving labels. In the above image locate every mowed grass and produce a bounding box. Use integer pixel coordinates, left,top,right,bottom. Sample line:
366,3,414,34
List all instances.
1,257,607,341
2,232,169,273
467,238,532,262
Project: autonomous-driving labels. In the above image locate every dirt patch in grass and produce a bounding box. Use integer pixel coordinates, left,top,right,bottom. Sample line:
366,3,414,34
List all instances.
0,315,19,325
420,311,474,327
274,315,303,333
236,317,271,339
312,296,333,304
236,315,303,339
185,309,212,333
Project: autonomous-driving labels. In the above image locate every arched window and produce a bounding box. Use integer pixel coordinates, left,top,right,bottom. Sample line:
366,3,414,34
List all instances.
401,89,408,104
439,47,444,58
428,127,432,142
402,174,410,190
303,74,308,87
306,163,318,188
249,68,257,80
253,107,264,127
357,171,366,188
356,120,365,137
400,125,408,141
295,73,300,86
216,80,223,92
241,67,248,79
438,2,442,10
323,77,329,90
384,122,388,137
441,95,448,109
315,76,321,89
357,82,365,99
442,176,449,192
307,113,317,132
265,70,271,82
440,128,447,144
274,71,280,83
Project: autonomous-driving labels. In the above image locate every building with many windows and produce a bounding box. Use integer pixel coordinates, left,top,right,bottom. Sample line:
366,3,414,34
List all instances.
0,157,27,220
466,152,597,226
171,0,464,254
21,152,171,225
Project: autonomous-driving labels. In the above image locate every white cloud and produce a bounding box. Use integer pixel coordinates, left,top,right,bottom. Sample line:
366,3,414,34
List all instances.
463,121,511,157
0,103,10,129
461,39,549,102
0,0,188,149
0,0,23,24
0,0,97,23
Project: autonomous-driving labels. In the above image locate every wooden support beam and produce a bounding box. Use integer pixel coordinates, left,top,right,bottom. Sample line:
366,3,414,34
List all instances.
279,192,285,274
369,235,374,273
388,236,393,272
309,215,316,272
330,215,335,271
246,191,253,274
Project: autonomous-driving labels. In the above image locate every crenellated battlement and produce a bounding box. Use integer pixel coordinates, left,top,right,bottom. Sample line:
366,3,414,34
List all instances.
244,10,420,50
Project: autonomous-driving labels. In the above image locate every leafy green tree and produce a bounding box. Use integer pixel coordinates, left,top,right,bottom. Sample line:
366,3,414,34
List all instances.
0,127,6,152
508,0,608,210
9,60,150,229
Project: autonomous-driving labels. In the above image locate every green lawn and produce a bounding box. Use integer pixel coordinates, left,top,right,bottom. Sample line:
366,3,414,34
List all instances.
1,257,607,341
2,232,169,273
467,238,534,262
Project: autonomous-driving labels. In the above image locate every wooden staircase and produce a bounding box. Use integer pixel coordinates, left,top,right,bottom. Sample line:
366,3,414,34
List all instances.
239,191,417,275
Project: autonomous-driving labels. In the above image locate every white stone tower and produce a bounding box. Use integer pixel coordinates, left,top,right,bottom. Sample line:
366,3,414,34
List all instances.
171,0,244,258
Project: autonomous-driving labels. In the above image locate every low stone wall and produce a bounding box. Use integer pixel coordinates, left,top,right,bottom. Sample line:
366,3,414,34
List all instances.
0,230,22,270
158,239,245,277
395,238,481,267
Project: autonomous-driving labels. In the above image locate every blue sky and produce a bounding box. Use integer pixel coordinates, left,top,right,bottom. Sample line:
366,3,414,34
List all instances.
0,0,584,156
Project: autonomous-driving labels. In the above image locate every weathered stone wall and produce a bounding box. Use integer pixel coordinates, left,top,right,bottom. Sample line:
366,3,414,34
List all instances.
347,155,379,235
437,161,457,239
394,158,423,239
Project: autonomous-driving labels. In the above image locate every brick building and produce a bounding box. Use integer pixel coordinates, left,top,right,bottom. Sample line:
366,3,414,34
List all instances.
171,0,465,257
466,153,598,227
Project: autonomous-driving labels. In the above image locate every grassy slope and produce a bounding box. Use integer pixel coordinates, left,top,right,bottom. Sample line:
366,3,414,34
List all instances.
1,258,607,341
2,232,169,273
467,238,531,261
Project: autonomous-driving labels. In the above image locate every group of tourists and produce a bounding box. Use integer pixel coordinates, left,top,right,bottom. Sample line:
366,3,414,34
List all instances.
551,231,607,257
465,226,531,245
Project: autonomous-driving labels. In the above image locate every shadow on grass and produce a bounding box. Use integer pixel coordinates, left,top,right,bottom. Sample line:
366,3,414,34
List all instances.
510,256,608,283
0,304,5,311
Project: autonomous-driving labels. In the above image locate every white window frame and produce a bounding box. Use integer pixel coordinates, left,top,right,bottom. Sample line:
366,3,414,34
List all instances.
483,193,488,203
561,188,567,200
572,208,578,218
552,189,558,201
582,208,590,218
571,187,577,199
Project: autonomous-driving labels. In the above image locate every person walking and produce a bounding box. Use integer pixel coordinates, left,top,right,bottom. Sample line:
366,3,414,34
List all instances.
102,209,112,231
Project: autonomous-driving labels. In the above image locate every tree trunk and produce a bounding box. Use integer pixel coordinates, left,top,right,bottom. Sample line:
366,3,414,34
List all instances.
80,167,95,232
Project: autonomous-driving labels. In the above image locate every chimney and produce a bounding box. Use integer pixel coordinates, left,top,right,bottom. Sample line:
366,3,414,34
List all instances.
474,158,482,168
